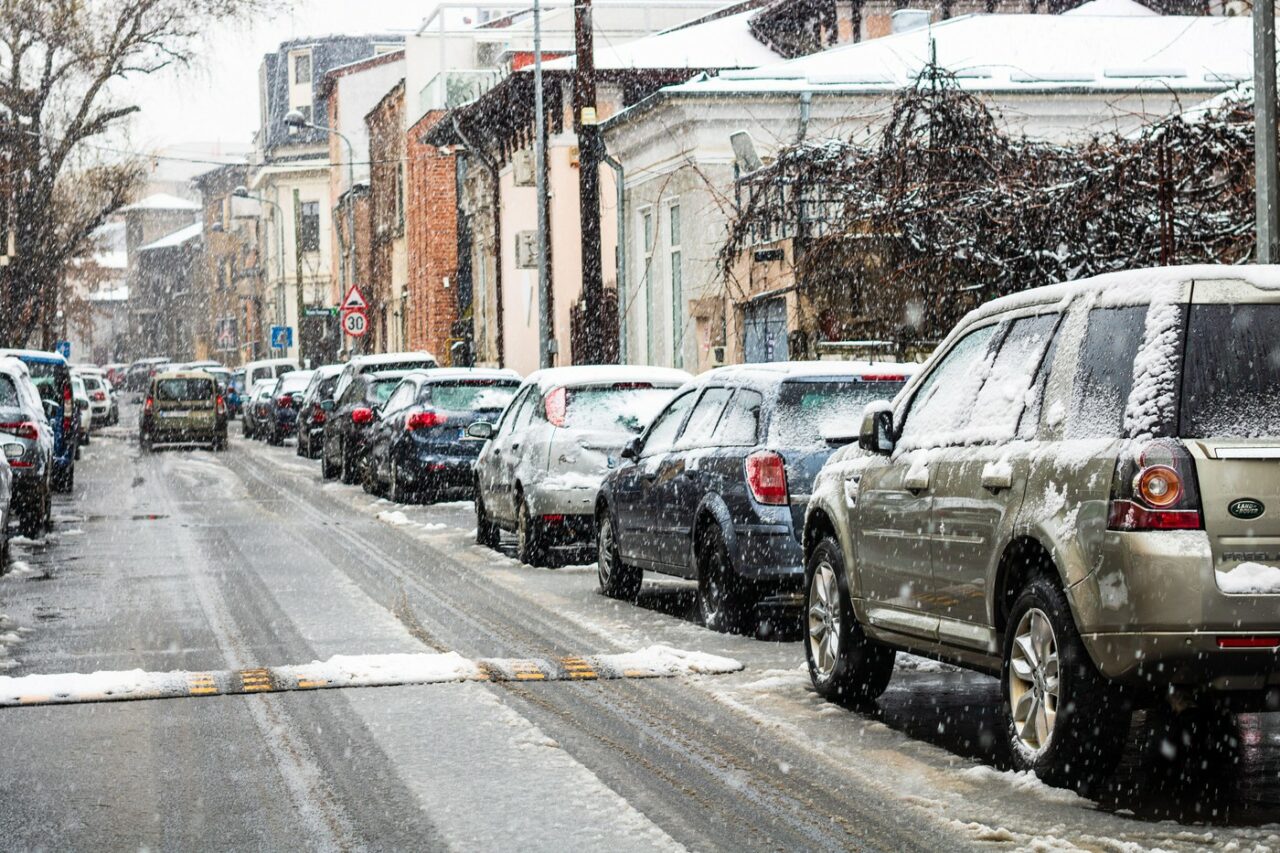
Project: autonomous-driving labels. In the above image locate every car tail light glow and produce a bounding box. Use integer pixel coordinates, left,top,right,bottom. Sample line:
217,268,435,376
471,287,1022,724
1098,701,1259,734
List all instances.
91,390,107,402
216,395,226,415
1217,636,1280,649
277,394,293,407
144,396,154,413
406,409,446,431
745,450,788,505
313,410,326,424
0,421,38,441
545,387,567,427
62,383,72,433
351,407,373,425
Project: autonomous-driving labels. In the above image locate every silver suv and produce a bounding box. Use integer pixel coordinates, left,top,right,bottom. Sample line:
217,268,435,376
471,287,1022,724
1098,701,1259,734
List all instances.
803,265,1280,788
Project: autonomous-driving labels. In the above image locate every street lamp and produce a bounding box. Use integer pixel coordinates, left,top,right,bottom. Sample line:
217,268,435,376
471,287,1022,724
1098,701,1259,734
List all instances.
285,108,357,298
233,185,286,330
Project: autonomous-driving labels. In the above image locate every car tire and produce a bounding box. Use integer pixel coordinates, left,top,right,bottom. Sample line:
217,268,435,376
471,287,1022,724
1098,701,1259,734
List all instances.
339,445,358,485
1001,575,1130,791
242,419,252,438
388,461,411,504
597,511,641,600
515,498,547,566
321,444,337,480
295,436,305,457
696,525,756,634
53,464,74,494
475,492,501,549
17,496,43,540
805,535,895,705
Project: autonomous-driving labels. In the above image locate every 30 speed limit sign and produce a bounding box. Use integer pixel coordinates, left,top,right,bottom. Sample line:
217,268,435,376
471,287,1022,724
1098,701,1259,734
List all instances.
342,309,368,337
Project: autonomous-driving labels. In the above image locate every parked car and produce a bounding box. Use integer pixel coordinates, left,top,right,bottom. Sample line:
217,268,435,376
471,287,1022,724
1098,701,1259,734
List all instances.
241,380,276,439
0,349,78,492
0,357,53,538
0,453,10,565
103,363,127,389
125,357,171,394
320,369,415,484
799,265,1280,790
262,369,314,446
469,365,691,565
594,362,915,632
80,373,112,430
70,374,90,447
227,369,246,418
366,368,521,502
330,351,438,406
140,370,227,451
242,357,298,390
295,364,345,459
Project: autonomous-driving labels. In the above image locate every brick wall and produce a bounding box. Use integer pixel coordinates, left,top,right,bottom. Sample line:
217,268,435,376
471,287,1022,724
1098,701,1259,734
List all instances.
405,111,459,364
366,81,405,354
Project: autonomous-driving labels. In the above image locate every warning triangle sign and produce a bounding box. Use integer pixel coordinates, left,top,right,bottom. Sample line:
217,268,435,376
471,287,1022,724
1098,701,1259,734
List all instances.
341,285,368,311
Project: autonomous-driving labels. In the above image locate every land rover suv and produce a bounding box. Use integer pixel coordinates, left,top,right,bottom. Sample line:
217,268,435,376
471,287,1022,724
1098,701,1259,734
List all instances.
803,265,1280,788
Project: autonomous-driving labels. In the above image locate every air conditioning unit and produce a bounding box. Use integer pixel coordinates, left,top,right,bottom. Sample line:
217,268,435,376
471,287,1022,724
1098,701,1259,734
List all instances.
710,345,727,366
513,150,535,187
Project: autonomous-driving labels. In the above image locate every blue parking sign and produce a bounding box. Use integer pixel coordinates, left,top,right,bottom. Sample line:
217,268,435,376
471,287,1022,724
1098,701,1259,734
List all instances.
270,326,293,349
55,340,71,359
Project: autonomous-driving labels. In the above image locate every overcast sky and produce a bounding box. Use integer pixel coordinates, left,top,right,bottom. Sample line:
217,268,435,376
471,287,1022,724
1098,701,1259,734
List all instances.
125,1,428,155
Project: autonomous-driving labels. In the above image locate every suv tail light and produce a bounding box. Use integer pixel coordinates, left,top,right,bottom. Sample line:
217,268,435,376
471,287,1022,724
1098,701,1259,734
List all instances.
745,450,788,505
1107,439,1202,531
0,421,38,441
406,409,445,431
351,406,374,425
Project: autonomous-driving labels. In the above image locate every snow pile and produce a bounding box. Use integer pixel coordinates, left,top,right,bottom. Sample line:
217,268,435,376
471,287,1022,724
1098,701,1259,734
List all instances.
277,652,479,687
376,510,412,526
594,645,743,676
1216,562,1280,594
959,765,1085,806
0,668,187,705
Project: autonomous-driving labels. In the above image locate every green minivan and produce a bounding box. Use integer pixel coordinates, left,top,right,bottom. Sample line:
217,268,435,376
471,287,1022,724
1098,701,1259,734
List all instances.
140,370,227,451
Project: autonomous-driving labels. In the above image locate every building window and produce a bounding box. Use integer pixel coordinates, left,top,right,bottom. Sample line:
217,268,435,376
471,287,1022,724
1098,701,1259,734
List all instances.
299,201,320,252
668,202,682,368
294,52,312,85
640,208,654,363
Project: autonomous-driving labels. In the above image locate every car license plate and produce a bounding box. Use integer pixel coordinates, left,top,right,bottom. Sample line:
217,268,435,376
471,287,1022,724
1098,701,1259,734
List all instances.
159,411,186,419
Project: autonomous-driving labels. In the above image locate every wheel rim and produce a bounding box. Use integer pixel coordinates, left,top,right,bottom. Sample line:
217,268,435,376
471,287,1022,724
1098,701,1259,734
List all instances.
597,517,614,586
699,541,725,624
1008,607,1060,755
807,559,841,680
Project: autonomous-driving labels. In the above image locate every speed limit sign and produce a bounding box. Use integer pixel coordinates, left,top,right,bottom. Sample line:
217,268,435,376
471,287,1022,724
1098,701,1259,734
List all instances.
342,309,368,337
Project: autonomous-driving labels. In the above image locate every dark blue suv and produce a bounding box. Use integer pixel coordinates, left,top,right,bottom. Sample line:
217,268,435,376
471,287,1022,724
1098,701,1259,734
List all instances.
595,362,913,634
0,349,78,492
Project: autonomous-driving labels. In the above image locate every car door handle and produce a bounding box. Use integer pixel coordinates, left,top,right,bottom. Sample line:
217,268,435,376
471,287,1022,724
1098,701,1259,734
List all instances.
981,463,1012,492
904,469,930,492
510,442,521,451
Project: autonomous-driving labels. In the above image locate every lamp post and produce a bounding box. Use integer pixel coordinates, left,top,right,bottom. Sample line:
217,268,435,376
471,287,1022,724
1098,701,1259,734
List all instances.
232,185,286,336
285,109,357,297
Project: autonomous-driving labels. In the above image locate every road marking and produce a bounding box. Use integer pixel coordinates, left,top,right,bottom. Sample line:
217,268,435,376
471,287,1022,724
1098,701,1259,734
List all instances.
0,647,743,709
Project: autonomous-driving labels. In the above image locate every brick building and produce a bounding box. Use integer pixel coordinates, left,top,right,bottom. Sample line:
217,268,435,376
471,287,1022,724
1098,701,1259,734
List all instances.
365,80,408,353
405,112,461,364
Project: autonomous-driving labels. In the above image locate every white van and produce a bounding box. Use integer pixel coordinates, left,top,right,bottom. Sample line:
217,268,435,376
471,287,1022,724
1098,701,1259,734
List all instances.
243,358,299,389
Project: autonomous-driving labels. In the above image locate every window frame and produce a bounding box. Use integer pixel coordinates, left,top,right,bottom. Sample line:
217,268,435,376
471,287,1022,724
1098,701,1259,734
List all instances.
713,387,764,447
638,389,697,459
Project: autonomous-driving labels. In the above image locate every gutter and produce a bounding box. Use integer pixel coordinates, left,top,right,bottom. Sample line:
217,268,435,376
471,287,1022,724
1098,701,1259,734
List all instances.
452,114,505,365
601,150,627,364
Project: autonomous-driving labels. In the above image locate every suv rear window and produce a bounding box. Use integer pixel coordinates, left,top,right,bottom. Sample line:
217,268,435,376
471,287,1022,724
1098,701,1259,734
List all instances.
155,379,214,401
426,381,519,412
768,379,905,447
1181,303,1280,438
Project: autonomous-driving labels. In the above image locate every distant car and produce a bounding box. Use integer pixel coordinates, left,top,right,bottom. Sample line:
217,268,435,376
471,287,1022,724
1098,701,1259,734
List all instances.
0,454,10,565
80,374,112,430
330,351,438,406
243,357,298,390
241,380,276,440
320,369,414,484
365,368,521,503
103,363,127,389
0,357,53,538
0,349,78,492
69,374,90,447
470,365,691,565
595,362,916,632
140,370,227,451
262,369,314,446
295,364,344,459
125,356,170,393
227,369,246,418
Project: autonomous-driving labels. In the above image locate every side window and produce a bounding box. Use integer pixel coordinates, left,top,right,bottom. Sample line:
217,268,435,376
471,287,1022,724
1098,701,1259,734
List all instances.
676,387,732,449
340,379,365,407
494,387,531,436
967,313,1059,441
640,392,697,457
714,389,763,446
512,388,539,432
897,324,998,450
383,383,415,413
1066,305,1147,439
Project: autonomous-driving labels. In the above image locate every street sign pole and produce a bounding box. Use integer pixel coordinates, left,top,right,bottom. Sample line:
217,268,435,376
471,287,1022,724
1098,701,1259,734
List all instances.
1256,0,1280,262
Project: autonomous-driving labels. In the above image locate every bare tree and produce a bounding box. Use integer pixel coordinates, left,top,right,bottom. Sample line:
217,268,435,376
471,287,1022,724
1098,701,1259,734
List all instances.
0,0,266,348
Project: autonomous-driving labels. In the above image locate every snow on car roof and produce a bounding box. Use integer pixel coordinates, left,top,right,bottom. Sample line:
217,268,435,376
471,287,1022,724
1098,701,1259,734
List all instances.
420,367,522,382
351,351,437,366
0,348,68,365
312,363,346,379
526,365,693,392
699,360,919,385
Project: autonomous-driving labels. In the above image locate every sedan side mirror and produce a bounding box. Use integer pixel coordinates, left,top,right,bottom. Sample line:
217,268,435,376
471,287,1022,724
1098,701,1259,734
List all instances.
620,437,642,461
859,407,895,455
320,399,335,412
466,421,494,441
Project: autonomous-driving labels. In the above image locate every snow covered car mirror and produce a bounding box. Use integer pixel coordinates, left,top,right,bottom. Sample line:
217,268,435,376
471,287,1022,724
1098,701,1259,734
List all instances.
465,421,494,441
620,436,641,462
858,406,893,454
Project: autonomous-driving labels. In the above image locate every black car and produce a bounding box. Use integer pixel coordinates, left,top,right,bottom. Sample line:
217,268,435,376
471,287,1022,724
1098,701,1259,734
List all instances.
296,364,344,459
594,362,912,634
365,368,521,503
262,370,314,446
320,369,413,484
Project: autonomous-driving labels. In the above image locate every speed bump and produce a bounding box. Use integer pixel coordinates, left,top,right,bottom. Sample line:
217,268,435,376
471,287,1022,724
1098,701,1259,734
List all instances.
0,645,743,708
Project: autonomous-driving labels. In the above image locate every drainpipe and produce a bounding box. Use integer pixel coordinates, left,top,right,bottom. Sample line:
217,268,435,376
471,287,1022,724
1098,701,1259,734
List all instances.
798,90,812,142
452,114,504,366
601,150,626,364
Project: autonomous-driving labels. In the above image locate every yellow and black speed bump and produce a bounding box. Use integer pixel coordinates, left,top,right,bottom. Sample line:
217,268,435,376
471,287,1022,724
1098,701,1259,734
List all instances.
0,648,743,708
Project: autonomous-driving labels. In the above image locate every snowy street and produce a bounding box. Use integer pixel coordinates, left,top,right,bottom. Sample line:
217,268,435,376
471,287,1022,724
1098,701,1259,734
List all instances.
0,410,1278,851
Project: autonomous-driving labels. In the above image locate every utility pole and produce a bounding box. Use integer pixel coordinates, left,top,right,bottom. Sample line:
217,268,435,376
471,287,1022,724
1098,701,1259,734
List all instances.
292,188,307,365
574,0,607,363
1256,0,1280,262
534,0,553,369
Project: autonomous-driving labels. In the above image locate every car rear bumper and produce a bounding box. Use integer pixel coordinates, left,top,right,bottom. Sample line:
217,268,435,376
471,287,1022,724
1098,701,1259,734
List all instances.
731,523,805,584
398,453,477,491
527,483,601,518
1082,631,1280,692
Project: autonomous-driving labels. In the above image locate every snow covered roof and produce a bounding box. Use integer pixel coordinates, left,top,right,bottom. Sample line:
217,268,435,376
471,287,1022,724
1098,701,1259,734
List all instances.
86,285,129,302
648,13,1249,99
1061,0,1156,15
541,10,781,71
138,222,202,252
120,192,201,212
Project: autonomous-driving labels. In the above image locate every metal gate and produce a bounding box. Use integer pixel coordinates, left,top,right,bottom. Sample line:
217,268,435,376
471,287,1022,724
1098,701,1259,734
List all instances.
743,296,787,363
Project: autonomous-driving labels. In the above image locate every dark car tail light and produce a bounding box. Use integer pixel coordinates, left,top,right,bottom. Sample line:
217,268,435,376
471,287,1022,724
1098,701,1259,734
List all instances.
62,382,72,433
745,450,788,506
859,374,907,382
313,409,326,424
277,394,294,407
144,396,154,413
545,387,567,427
0,421,38,441
406,409,446,431
1107,439,1203,532
351,406,374,425
1217,636,1280,649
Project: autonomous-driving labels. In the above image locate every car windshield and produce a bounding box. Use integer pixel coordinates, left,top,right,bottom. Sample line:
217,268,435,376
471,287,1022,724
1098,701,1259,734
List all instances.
561,384,677,433
1181,303,1280,438
768,379,906,447
22,360,66,402
427,381,519,412
155,378,214,401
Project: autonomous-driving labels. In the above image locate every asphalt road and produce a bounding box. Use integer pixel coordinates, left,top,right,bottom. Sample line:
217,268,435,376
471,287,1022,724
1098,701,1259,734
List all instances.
2,408,1279,851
